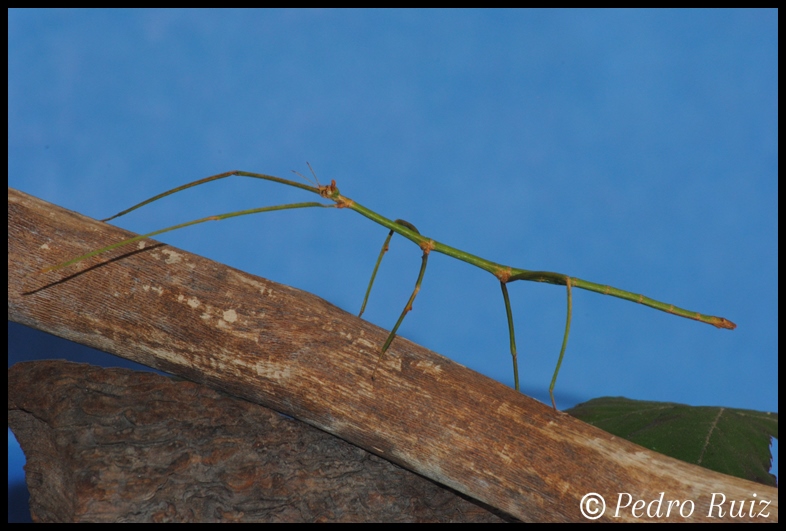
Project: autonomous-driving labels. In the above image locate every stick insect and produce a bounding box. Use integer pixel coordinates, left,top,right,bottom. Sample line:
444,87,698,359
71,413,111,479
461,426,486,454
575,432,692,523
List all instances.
40,168,736,409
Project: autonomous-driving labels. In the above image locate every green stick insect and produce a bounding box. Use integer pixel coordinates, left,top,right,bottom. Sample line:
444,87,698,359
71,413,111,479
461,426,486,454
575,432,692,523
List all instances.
41,168,736,409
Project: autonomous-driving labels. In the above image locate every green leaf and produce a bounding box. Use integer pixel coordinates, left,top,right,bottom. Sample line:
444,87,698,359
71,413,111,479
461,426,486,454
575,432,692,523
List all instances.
566,397,778,487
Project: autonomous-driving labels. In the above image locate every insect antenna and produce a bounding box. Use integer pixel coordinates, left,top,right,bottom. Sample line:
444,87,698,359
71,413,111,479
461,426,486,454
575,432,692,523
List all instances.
292,162,321,188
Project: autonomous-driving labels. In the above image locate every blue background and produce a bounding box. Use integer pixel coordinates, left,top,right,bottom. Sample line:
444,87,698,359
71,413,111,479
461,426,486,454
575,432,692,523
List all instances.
9,9,777,521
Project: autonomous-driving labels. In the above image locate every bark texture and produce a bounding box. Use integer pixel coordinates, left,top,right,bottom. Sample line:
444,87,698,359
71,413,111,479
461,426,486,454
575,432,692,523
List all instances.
8,360,506,522
8,187,778,522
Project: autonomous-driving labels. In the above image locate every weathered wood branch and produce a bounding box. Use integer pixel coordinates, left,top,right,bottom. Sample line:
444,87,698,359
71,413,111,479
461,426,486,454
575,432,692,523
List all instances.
9,360,505,522
8,187,778,522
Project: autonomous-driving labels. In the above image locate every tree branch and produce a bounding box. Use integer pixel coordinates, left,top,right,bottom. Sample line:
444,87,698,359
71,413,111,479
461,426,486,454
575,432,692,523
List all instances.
8,187,778,522
9,360,506,522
